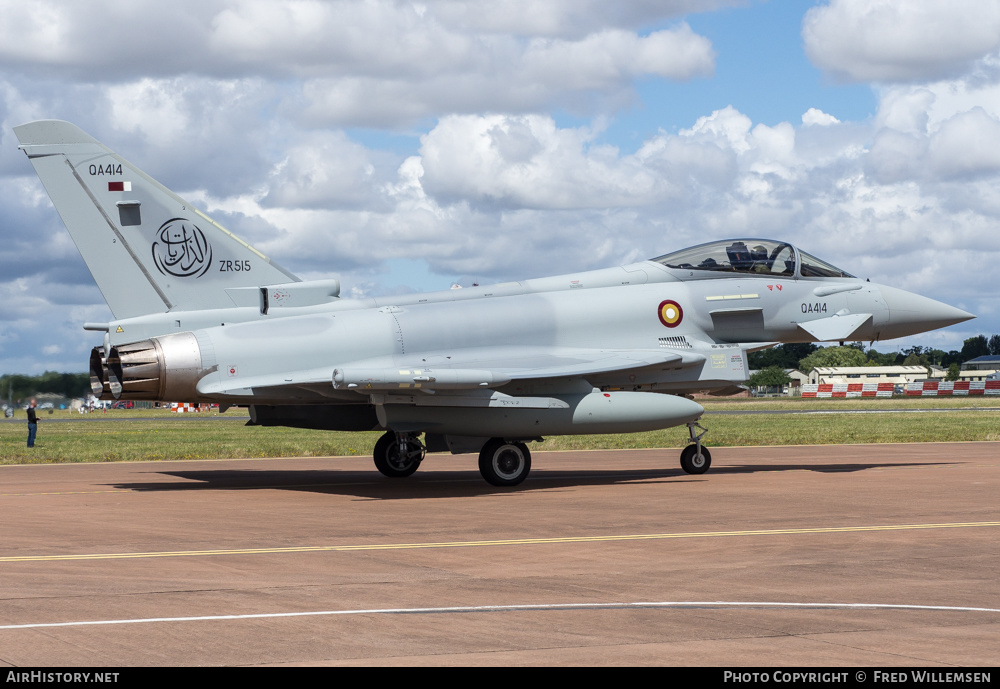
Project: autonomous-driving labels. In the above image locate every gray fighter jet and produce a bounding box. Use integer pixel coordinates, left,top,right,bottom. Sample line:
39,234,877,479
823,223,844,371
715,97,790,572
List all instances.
14,120,975,486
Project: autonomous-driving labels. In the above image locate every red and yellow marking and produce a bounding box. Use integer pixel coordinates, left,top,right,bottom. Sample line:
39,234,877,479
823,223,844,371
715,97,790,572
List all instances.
657,300,683,328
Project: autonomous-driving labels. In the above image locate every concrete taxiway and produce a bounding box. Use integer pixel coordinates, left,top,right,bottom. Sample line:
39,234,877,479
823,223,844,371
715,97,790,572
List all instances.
0,442,997,666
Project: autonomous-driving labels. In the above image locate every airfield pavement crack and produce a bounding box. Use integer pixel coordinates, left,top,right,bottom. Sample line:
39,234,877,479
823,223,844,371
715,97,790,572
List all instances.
781,628,965,667
0,582,337,605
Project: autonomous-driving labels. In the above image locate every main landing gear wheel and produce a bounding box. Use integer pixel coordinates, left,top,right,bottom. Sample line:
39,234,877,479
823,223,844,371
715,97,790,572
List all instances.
373,431,425,478
479,439,531,487
680,444,711,474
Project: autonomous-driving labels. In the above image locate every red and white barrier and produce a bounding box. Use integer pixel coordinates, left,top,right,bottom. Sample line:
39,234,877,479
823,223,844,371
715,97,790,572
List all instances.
906,381,1000,396
172,403,201,412
802,383,893,398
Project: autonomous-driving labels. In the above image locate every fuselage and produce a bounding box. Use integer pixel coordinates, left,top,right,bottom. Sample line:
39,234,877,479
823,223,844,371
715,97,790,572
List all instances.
93,252,971,407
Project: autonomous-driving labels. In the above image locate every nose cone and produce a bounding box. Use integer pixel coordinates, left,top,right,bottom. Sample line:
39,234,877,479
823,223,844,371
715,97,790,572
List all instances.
877,285,975,339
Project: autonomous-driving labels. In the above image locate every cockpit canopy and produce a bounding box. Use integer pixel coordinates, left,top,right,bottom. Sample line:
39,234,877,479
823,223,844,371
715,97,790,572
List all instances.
651,239,855,279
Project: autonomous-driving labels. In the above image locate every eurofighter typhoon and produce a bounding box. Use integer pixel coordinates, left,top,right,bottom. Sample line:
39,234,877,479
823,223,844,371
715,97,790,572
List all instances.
14,121,974,486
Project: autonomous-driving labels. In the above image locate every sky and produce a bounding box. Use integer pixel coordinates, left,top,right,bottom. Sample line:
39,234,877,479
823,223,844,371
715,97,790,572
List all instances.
2,0,999,375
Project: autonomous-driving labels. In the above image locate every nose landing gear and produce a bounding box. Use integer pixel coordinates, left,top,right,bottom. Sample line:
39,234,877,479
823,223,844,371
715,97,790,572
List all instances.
680,421,711,474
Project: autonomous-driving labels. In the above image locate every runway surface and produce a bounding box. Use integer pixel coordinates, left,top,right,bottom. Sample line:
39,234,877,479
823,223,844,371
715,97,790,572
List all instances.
0,442,997,666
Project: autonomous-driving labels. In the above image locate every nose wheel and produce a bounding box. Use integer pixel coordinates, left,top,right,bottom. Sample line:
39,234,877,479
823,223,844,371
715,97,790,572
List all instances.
373,431,425,478
680,422,711,474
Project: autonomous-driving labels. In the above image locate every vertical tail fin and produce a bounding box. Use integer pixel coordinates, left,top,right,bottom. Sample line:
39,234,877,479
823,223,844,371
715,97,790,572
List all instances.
14,120,298,319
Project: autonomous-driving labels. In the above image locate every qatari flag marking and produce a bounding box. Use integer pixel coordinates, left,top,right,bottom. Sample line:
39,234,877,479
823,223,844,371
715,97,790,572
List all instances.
108,181,132,192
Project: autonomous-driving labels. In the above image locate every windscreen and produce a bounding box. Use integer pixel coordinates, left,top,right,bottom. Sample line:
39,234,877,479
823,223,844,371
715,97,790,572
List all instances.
653,240,797,277
798,250,855,278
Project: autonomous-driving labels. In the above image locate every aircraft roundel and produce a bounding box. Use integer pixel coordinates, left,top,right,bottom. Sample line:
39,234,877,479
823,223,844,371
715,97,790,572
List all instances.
657,300,683,328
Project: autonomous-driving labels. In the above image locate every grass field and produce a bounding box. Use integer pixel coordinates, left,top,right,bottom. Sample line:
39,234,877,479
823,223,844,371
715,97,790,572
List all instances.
1,397,998,465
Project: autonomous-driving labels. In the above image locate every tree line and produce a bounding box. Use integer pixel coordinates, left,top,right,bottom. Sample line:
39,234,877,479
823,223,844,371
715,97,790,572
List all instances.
0,372,92,404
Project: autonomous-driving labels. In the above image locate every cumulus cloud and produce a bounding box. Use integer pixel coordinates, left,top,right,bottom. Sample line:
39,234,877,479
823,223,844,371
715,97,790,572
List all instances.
418,114,662,209
927,107,1000,179
0,1,716,127
680,106,753,153
428,0,736,38
874,87,937,134
802,108,840,126
803,0,1000,83
300,25,713,126
0,0,734,76
0,1,215,79
262,131,398,210
865,128,926,184
210,0,473,78
866,81,1000,183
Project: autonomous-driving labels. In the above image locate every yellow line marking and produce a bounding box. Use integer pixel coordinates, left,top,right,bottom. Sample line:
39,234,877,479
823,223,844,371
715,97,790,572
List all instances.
2,522,997,563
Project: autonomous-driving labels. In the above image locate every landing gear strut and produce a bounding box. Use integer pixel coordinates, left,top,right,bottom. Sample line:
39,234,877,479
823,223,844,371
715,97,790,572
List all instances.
373,431,425,478
680,421,711,474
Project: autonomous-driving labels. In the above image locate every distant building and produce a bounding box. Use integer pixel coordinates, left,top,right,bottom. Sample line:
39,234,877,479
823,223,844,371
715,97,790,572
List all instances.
33,392,71,410
807,366,927,386
745,369,809,396
786,369,809,388
954,370,996,382
960,355,1000,380
962,355,1000,370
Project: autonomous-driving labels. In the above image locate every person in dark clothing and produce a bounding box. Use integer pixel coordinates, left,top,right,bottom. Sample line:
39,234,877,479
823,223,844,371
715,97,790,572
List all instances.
27,399,37,448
